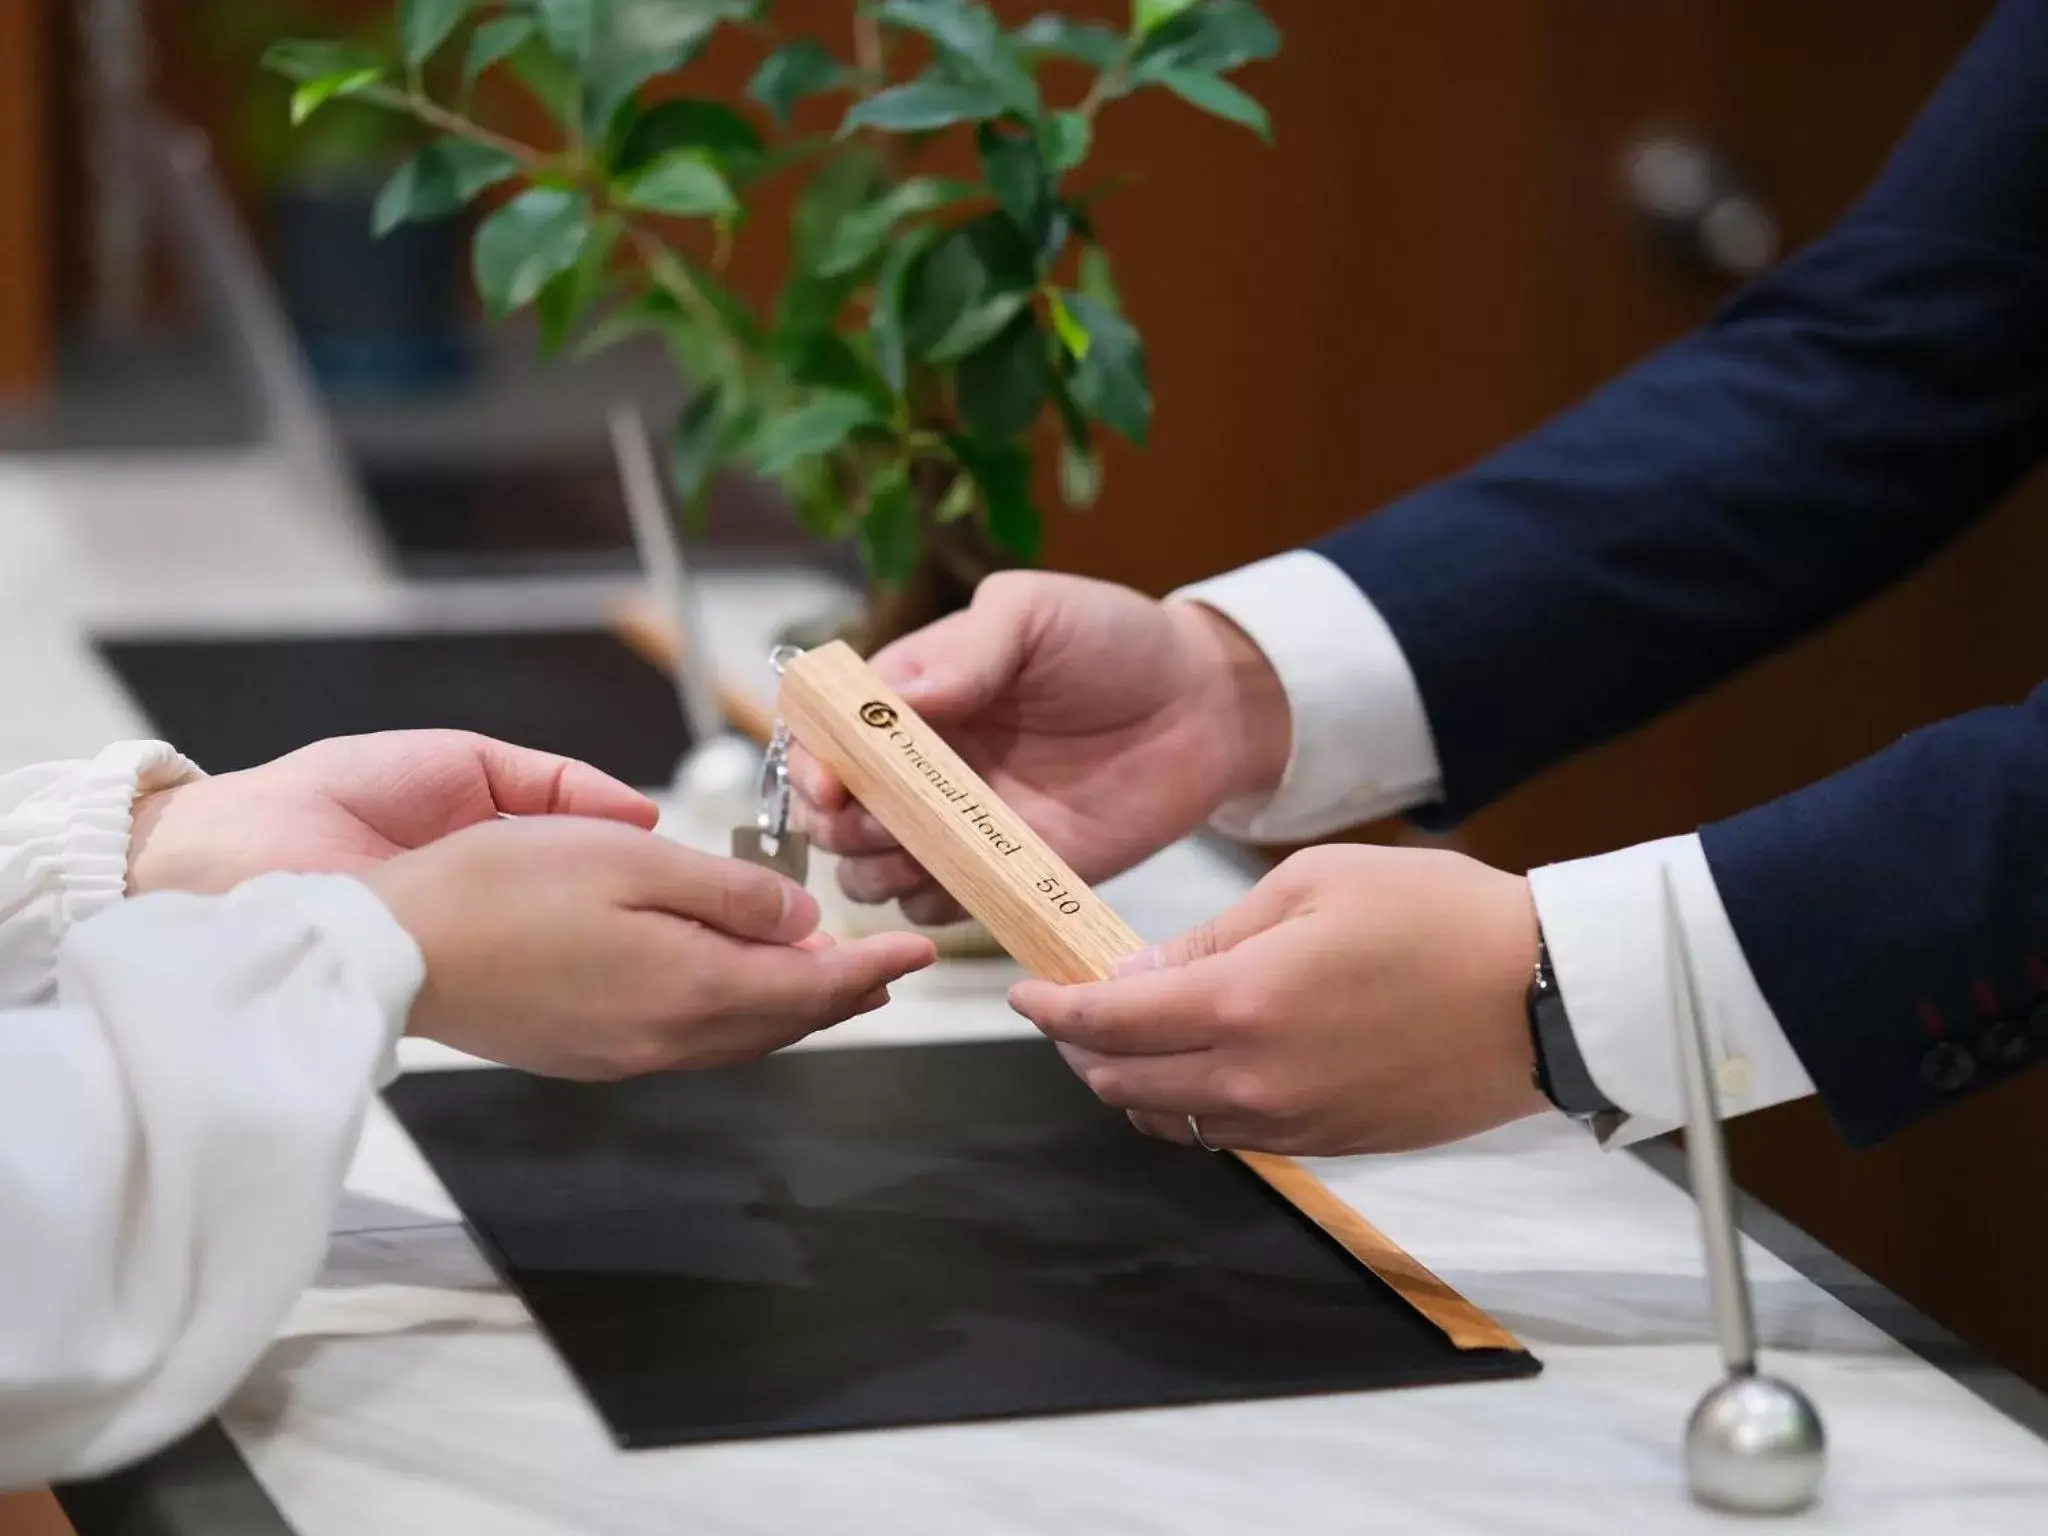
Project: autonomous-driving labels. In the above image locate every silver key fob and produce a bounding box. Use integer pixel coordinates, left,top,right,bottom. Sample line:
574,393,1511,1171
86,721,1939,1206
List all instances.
732,825,809,884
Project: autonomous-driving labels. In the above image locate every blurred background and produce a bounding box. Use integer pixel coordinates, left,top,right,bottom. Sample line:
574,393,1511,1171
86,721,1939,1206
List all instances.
1,0,2042,1389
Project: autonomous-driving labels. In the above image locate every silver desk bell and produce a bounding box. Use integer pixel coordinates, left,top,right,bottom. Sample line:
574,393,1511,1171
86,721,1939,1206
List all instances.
1662,870,1826,1514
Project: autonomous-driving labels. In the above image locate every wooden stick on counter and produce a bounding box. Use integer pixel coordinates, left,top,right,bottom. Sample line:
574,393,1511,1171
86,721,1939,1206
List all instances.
611,596,776,746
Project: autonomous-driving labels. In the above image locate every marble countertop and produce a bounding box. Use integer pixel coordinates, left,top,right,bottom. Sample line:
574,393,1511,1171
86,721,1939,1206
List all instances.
5,454,2047,1534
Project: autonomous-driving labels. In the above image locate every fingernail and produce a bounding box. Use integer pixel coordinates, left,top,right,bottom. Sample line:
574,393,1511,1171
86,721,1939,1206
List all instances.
1111,947,1162,978
857,811,888,843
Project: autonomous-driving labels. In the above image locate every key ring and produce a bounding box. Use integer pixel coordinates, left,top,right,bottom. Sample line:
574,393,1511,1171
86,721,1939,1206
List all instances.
754,732,791,841
753,645,805,841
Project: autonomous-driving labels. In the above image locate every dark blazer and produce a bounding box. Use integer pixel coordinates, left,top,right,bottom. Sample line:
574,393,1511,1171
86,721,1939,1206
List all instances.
1314,0,2048,1147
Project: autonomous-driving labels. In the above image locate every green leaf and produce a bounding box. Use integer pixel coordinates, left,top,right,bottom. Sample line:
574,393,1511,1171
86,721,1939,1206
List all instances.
750,391,886,476
578,289,677,359
748,38,846,125
978,123,1052,252
904,214,1038,362
1134,0,1202,37
613,99,764,176
291,67,385,125
841,80,1005,135
614,149,740,216
861,459,920,585
580,289,724,379
777,270,861,338
877,1,1001,70
876,0,1038,115
934,469,978,523
1079,244,1121,311
782,456,854,538
781,146,885,333
1052,372,1101,508
1045,289,1089,358
1153,68,1270,138
792,145,886,269
1014,16,1124,68
535,214,622,354
877,0,1039,117
816,176,977,278
535,0,600,63
643,242,764,347
373,140,519,235
1062,291,1150,443
1059,436,1103,509
1044,111,1091,172
509,32,580,119
956,309,1049,440
262,40,381,83
870,226,941,393
773,330,894,417
670,384,729,514
473,188,594,317
947,434,1040,562
462,14,535,97
401,0,473,67
539,0,761,137
1130,0,1279,80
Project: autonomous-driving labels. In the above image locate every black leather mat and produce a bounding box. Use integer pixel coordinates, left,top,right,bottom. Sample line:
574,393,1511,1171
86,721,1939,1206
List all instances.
386,1040,1538,1449
95,628,690,785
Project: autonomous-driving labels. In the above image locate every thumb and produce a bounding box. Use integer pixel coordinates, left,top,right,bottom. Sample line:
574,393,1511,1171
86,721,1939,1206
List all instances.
869,594,1029,724
473,738,659,828
1111,871,1305,977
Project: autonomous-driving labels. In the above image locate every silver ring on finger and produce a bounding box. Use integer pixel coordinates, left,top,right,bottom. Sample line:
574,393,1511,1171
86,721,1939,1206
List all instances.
1188,1113,1221,1153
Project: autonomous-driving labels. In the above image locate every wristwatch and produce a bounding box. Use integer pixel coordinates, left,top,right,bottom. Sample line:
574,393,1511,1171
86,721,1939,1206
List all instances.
1526,931,1620,1120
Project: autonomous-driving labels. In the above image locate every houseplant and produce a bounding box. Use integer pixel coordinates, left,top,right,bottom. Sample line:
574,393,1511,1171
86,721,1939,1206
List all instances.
201,1,473,395
263,0,1281,650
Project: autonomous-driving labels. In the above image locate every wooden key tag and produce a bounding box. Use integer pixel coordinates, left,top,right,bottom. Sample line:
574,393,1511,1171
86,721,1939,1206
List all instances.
778,641,1144,984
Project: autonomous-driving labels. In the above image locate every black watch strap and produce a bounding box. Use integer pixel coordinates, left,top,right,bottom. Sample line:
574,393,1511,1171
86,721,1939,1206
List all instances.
1527,933,1620,1119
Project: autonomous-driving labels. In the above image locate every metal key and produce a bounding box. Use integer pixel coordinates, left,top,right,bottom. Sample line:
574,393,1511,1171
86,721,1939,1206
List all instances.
732,647,809,884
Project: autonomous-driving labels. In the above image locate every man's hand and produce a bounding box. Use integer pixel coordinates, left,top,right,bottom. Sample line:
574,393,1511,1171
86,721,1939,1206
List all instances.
127,731,658,895
1009,844,1548,1155
793,572,1293,924
364,817,937,1078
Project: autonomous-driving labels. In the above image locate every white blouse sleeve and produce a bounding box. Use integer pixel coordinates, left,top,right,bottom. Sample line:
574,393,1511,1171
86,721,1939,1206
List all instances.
0,741,203,1009
0,872,423,1488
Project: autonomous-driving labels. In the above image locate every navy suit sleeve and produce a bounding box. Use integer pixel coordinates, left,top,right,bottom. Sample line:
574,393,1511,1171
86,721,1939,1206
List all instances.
1309,0,2048,1145
1317,0,2048,818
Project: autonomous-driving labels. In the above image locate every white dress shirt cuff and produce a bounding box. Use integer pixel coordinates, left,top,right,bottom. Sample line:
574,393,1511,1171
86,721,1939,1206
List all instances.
1528,833,1816,1147
1170,551,1445,841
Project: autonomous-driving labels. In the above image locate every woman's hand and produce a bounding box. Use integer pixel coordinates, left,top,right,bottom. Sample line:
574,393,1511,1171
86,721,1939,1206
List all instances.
127,731,657,895
364,817,937,1078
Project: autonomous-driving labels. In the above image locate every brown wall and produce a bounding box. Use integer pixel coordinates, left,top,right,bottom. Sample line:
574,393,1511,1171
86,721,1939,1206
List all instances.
0,0,53,398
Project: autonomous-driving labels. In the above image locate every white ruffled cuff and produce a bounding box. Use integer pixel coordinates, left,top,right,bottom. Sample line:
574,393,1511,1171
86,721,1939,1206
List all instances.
0,741,203,1006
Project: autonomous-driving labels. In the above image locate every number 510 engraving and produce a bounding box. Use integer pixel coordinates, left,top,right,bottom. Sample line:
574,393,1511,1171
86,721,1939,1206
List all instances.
1036,875,1083,916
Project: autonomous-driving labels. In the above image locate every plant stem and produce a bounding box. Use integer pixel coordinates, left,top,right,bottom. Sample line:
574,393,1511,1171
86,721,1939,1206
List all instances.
854,8,885,78
1078,40,1141,120
405,92,554,172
